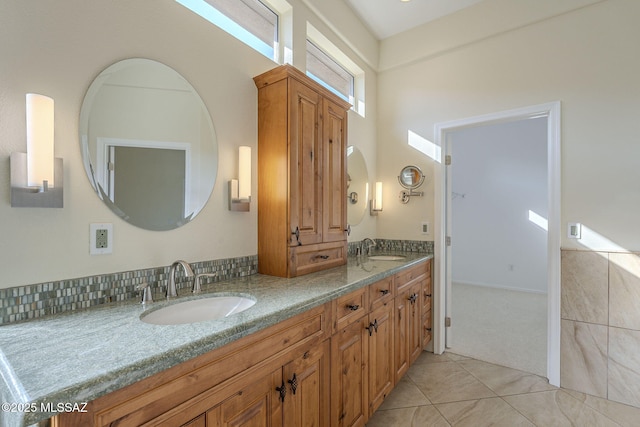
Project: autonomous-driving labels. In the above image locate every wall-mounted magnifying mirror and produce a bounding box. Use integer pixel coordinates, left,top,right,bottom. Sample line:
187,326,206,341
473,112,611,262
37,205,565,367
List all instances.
398,165,424,204
79,58,218,231
347,145,369,226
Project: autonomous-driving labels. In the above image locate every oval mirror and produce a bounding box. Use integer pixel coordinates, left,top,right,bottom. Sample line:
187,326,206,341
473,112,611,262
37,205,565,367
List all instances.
398,165,425,190
347,145,369,226
79,58,218,231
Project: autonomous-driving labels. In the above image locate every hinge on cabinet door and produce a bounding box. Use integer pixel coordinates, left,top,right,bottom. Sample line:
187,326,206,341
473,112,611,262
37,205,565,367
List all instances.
445,317,452,327
108,161,115,172
446,236,451,246
445,155,452,166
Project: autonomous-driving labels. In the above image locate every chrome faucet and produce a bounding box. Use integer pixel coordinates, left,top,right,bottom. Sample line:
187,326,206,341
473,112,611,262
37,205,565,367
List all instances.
167,260,195,298
193,273,217,294
137,282,154,304
362,238,377,256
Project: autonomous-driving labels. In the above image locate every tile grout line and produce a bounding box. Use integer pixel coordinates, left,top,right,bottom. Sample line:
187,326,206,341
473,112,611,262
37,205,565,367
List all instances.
452,355,548,426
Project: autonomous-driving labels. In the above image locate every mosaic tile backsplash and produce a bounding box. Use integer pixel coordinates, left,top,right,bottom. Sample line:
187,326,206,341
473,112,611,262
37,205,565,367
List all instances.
0,240,433,325
347,238,434,255
0,256,257,325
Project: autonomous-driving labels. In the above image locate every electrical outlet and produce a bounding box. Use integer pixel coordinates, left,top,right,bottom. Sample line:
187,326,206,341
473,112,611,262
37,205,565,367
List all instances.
90,223,113,255
96,229,108,248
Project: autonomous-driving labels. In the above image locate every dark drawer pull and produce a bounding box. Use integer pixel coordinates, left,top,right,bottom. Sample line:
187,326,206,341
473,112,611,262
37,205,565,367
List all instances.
315,255,330,260
380,289,390,295
424,293,432,298
346,304,360,311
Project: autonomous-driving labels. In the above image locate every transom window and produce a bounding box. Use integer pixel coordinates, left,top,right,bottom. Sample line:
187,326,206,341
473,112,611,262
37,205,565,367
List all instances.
176,0,279,60
306,40,354,103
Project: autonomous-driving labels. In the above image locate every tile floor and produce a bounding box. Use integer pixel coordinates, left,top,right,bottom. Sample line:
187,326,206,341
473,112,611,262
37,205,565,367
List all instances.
366,351,640,426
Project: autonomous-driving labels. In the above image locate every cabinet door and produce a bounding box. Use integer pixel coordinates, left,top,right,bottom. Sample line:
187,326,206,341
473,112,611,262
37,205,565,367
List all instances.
289,79,323,246
322,98,347,243
331,317,368,427
408,281,423,364
422,262,433,348
282,340,330,427
367,302,394,416
207,368,283,427
394,287,409,382
394,281,421,381
422,309,432,349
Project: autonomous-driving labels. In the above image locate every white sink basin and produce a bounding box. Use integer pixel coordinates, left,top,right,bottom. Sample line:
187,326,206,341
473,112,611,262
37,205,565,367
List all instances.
368,255,406,261
141,295,256,325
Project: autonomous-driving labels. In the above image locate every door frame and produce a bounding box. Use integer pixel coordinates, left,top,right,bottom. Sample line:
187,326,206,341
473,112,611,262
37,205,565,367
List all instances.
432,102,561,386
96,137,192,218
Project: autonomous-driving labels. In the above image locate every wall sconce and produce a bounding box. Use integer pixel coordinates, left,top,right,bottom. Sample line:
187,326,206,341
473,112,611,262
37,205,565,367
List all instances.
228,146,251,211
370,181,383,215
10,93,63,208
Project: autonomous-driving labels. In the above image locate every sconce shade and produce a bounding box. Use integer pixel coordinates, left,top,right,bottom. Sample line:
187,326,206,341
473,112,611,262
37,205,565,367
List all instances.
238,146,251,200
374,181,383,211
370,181,383,215
26,94,55,189
229,146,251,211
11,93,62,208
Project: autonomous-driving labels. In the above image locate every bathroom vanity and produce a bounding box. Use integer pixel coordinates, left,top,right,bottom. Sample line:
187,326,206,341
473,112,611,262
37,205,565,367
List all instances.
0,255,431,426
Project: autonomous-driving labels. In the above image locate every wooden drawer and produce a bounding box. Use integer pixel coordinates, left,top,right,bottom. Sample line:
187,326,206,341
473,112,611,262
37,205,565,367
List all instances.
290,241,347,277
333,287,367,332
395,261,427,292
369,276,394,309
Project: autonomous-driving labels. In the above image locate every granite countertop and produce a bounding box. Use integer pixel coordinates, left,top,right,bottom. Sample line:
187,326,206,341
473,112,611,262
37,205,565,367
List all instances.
0,253,431,426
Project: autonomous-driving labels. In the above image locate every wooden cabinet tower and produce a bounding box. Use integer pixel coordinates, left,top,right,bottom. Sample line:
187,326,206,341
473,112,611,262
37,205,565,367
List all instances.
254,65,350,277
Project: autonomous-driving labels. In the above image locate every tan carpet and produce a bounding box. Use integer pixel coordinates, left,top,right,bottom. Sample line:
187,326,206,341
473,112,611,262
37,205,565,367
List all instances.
448,282,547,377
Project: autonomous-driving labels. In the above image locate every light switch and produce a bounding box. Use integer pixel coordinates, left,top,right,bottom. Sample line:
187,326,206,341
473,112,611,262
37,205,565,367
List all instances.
421,221,430,235
567,222,581,239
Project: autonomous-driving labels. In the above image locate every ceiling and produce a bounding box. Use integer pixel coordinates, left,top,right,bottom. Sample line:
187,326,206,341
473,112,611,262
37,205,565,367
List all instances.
344,0,485,40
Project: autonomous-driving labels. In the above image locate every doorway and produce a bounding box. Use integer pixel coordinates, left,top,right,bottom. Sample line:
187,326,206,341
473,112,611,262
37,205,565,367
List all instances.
447,117,548,376
432,102,561,385
95,137,192,230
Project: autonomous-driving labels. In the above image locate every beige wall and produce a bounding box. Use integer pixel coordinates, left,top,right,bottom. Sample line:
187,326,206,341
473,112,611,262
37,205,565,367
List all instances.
0,0,378,288
377,0,640,252
376,0,640,404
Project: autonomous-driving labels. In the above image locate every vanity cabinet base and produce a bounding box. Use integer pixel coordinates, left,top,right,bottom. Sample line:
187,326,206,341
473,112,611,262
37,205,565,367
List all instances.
55,259,432,427
57,304,330,427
